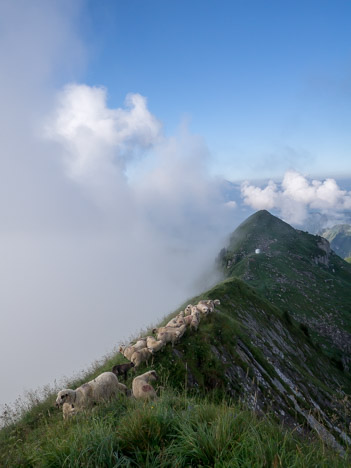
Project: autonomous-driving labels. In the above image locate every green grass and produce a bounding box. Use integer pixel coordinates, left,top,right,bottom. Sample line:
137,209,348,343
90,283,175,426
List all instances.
1,390,348,467
218,210,351,365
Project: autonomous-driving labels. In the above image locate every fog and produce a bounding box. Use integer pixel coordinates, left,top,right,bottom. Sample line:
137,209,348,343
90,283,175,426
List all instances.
3,1,350,410
0,1,238,407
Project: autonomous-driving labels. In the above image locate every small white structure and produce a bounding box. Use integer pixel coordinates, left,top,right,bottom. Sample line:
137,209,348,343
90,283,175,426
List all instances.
255,249,261,254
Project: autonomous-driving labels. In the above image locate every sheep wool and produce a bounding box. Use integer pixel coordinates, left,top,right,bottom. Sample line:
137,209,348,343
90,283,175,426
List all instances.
62,402,76,420
132,339,147,351
131,348,152,367
196,303,209,315
132,370,158,400
56,372,120,416
146,336,166,353
120,345,136,361
156,328,181,346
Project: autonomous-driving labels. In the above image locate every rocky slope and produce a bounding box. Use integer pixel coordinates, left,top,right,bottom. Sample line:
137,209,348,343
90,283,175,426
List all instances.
152,275,351,454
321,224,351,260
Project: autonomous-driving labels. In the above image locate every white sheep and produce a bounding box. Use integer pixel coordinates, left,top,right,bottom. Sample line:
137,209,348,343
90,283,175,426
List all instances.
198,298,220,312
165,317,179,327
196,303,209,315
198,299,215,312
56,372,120,414
190,310,201,331
146,336,165,353
184,304,193,316
176,323,187,339
156,328,180,347
131,348,152,368
175,312,186,326
56,383,92,411
183,315,193,326
157,324,187,346
132,338,147,351
62,402,76,420
92,372,121,401
132,370,158,400
165,312,184,327
120,345,136,361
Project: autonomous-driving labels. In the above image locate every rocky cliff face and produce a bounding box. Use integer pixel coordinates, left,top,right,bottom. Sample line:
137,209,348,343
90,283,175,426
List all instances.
156,276,351,454
321,224,351,260
314,238,331,266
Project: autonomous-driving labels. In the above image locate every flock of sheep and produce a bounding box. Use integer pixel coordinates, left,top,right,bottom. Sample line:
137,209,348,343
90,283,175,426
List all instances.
55,298,220,419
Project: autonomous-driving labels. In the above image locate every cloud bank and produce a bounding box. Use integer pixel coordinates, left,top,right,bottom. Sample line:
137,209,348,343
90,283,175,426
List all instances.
241,170,351,226
0,13,238,410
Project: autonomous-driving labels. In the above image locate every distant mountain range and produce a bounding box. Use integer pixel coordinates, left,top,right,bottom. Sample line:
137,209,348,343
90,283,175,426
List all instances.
321,224,351,261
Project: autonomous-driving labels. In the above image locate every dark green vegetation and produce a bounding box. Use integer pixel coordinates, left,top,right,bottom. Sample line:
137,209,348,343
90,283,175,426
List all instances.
218,210,351,370
1,389,345,467
321,224,351,260
1,209,350,466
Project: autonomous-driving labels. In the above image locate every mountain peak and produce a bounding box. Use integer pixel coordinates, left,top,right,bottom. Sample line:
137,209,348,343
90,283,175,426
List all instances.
218,210,351,375
225,210,296,257
240,209,293,230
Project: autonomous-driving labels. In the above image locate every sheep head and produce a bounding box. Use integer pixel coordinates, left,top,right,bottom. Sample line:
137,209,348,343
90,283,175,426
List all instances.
55,389,75,407
147,370,158,382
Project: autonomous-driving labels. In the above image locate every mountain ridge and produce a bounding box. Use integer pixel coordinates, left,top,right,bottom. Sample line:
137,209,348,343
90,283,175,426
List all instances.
1,210,350,465
218,210,351,371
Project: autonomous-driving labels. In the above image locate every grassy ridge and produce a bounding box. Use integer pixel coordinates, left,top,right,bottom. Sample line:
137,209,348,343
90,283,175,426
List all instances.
1,210,351,465
218,210,351,364
1,276,350,466
1,390,347,467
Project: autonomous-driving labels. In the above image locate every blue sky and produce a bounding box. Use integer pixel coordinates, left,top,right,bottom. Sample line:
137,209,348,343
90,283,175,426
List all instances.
74,0,351,181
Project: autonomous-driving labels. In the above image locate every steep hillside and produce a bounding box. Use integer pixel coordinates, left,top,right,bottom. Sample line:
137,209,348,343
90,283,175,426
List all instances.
1,210,351,465
217,210,351,371
1,277,351,464
322,224,351,260
154,279,351,451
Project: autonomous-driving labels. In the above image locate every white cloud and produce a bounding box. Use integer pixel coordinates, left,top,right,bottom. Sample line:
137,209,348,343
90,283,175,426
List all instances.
241,170,351,225
241,180,278,211
45,85,237,243
225,201,237,209
1,60,239,412
46,85,162,181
